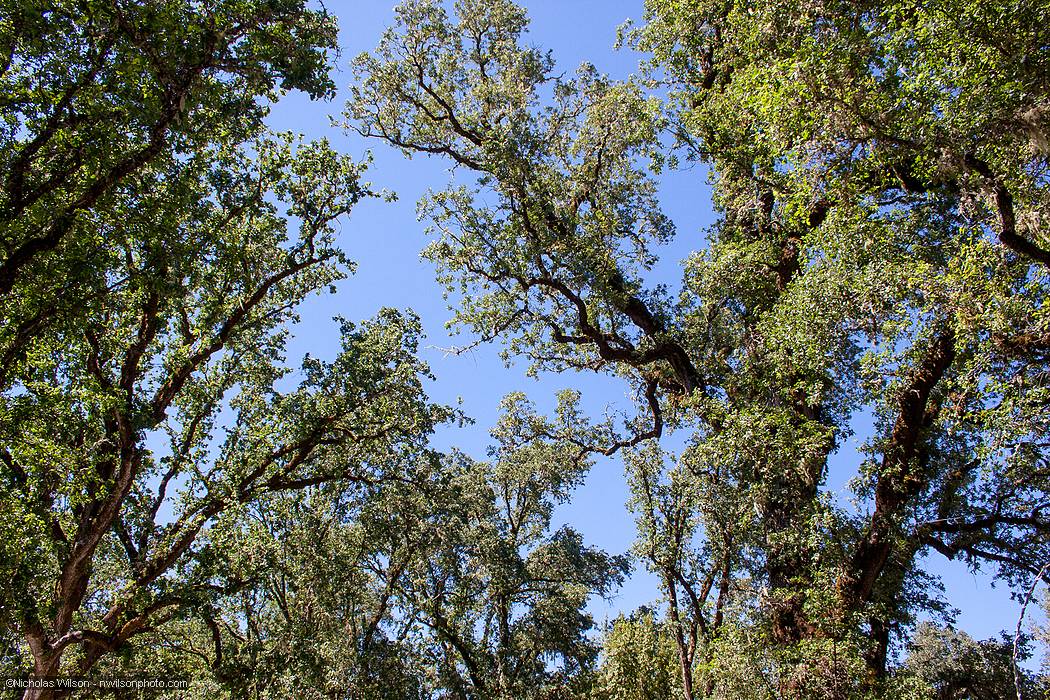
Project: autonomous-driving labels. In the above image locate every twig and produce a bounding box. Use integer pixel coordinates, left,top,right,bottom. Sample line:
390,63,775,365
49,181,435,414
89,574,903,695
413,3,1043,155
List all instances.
1014,560,1050,700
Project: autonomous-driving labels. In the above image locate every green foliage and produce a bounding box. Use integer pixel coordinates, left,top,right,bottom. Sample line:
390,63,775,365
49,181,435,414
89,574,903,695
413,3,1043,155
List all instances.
901,622,1043,700
4,0,1050,697
94,394,628,700
0,116,457,683
0,3,632,697
348,0,678,391
387,392,629,699
349,0,1050,696
593,610,680,700
0,0,457,694
0,0,339,300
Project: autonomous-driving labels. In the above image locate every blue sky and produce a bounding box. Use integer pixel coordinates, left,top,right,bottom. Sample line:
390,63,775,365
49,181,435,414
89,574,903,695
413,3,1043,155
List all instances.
263,0,1043,661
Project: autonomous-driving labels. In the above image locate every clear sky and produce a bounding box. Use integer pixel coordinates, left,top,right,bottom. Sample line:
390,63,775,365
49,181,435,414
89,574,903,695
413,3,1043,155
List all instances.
263,0,1043,662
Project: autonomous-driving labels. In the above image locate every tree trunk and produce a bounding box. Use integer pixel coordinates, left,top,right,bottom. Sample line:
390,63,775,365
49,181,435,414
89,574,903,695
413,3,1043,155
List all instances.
23,646,62,700
666,574,695,700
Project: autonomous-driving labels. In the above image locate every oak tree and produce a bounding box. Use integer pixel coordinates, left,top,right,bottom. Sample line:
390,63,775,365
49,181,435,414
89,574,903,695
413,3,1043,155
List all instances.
349,0,1050,695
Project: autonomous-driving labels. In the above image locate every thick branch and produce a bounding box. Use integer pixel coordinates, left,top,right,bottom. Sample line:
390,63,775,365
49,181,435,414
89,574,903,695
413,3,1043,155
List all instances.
839,330,956,608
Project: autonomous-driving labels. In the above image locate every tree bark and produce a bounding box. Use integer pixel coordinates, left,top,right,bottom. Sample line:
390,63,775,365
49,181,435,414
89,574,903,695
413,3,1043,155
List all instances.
839,330,955,610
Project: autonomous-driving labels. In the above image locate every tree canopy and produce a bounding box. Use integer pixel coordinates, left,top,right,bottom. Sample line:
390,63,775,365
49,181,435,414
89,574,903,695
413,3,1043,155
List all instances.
350,0,1050,696
1,0,1048,698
